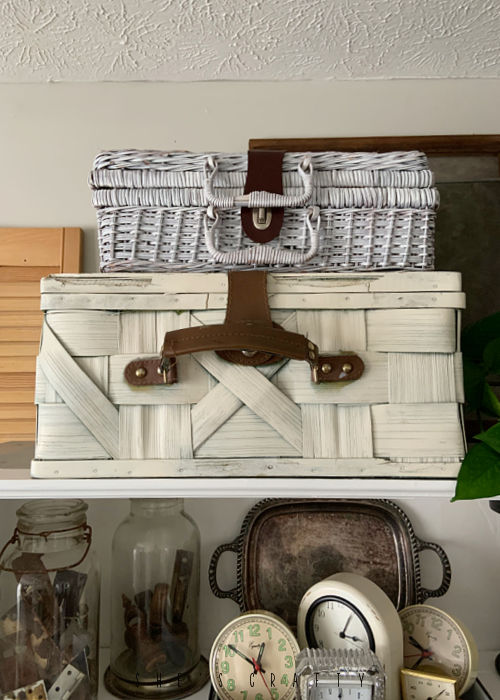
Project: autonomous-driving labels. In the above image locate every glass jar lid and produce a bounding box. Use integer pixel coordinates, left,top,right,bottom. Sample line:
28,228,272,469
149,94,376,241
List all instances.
16,499,88,533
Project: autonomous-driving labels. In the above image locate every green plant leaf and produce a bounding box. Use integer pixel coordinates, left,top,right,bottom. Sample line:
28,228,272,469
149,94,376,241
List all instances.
462,312,500,363
476,422,500,454
462,355,486,410
452,442,500,501
483,337,500,375
481,383,500,418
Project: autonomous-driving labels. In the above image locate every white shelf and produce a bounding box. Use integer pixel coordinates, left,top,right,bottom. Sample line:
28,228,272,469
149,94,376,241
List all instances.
0,467,462,499
1,442,496,500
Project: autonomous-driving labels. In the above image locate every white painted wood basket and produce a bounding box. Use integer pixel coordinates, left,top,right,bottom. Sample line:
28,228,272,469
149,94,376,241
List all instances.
32,271,465,479
90,150,438,273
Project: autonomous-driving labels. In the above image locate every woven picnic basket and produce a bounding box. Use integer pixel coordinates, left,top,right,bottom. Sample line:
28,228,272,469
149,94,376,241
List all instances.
90,150,438,272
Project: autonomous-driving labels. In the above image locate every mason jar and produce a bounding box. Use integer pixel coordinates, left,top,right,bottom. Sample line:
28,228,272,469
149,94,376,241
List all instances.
0,499,100,700
105,499,209,699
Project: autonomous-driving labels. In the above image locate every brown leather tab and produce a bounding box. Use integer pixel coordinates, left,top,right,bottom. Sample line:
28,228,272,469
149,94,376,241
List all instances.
224,270,272,325
124,357,177,386
313,354,365,383
241,150,284,243
217,270,280,365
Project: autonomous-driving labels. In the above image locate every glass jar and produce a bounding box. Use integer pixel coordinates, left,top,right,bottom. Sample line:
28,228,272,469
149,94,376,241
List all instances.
106,499,208,699
0,499,100,700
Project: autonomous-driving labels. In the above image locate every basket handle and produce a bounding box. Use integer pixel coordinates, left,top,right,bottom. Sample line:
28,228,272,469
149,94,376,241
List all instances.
124,271,364,386
204,206,321,267
208,540,241,602
415,538,452,600
204,154,314,209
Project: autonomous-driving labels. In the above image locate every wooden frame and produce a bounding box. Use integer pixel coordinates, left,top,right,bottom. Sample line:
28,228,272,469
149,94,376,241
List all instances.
249,134,500,161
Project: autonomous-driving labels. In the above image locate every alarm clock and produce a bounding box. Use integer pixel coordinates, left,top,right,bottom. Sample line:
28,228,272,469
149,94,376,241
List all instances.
209,611,300,700
297,572,403,700
400,668,457,700
295,647,385,700
399,604,478,695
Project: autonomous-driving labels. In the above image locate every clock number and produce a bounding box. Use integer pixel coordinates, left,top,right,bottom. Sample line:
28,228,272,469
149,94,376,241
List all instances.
284,655,293,669
431,617,443,631
451,645,462,659
280,675,289,687
224,645,236,658
221,661,230,674
317,609,326,618
240,693,247,700
227,679,236,691
271,691,279,700
446,628,453,641
234,630,244,644
248,624,260,637
278,639,287,652
256,694,264,700
403,621,414,635
451,664,462,677
415,614,425,627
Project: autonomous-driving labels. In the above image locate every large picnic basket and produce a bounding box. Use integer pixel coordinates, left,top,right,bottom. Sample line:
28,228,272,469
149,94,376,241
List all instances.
32,270,465,479
90,150,438,273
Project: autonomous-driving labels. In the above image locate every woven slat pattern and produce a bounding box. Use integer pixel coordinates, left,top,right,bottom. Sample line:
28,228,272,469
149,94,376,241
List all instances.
90,149,437,273
93,150,430,172
97,206,434,272
33,273,465,478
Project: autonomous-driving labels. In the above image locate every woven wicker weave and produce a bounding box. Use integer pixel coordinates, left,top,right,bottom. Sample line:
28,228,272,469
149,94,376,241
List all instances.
91,150,438,272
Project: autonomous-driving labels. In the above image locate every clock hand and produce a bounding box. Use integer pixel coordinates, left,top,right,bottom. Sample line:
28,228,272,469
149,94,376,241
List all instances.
257,643,265,668
343,634,361,642
253,657,273,699
409,636,428,653
228,644,258,669
430,690,446,700
412,653,434,669
339,614,353,638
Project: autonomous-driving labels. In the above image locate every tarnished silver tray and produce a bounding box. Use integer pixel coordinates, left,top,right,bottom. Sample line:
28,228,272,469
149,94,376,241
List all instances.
209,499,451,631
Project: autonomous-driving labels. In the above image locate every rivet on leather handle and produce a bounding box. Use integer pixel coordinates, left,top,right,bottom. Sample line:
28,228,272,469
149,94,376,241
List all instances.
312,354,364,384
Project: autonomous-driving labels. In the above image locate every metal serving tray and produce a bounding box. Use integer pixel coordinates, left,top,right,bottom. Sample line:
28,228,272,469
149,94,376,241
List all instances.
209,499,451,631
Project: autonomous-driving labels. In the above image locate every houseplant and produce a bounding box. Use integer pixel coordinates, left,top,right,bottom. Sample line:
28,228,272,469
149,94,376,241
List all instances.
453,312,500,500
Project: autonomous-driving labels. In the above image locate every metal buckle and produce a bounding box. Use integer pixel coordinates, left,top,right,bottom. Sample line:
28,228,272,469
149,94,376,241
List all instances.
158,357,171,384
252,207,272,230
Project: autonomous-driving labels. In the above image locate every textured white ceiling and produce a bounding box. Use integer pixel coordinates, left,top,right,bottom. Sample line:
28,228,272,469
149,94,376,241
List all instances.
0,0,499,82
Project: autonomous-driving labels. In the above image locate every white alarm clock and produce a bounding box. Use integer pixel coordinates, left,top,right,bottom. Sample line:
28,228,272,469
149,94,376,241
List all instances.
297,572,403,700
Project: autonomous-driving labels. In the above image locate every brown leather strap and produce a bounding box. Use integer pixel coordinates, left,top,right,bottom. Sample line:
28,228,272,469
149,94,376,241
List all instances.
161,271,316,368
241,150,284,243
124,271,365,386
216,270,280,365
162,321,318,364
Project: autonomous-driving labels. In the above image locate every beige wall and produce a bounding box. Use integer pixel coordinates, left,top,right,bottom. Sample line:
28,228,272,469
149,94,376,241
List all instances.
1,79,500,271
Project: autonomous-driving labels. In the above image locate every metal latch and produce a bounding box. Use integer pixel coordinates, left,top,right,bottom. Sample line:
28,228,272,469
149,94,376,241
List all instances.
252,207,272,230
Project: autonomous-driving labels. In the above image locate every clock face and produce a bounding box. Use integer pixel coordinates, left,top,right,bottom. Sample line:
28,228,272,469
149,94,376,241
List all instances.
210,612,300,700
306,596,375,652
399,605,477,695
310,679,373,700
401,669,456,700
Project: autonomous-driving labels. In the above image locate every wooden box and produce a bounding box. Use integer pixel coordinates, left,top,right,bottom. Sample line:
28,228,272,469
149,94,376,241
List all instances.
31,272,466,478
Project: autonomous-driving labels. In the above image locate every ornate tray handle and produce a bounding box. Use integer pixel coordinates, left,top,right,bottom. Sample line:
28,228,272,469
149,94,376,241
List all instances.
415,538,452,601
209,539,241,603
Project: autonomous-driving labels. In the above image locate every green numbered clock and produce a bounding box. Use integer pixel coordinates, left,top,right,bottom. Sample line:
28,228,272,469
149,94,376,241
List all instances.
210,611,300,700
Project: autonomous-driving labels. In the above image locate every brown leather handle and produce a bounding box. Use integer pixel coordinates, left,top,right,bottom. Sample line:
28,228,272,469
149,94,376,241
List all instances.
125,271,365,386
162,321,318,365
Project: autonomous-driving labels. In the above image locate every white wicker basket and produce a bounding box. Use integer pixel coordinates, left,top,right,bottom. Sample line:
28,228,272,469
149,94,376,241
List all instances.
90,150,438,272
